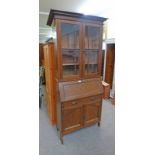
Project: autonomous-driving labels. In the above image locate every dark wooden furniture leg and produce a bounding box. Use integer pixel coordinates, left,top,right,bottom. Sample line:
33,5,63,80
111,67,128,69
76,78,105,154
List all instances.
60,136,64,144
98,122,100,127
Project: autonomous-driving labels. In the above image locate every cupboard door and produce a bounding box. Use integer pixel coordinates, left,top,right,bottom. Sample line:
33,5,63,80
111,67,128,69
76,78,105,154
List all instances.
84,102,101,126
62,106,83,134
83,24,102,77
105,44,115,88
60,21,81,80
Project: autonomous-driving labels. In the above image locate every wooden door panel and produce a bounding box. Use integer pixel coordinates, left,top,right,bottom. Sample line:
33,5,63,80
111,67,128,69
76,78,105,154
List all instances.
105,44,115,88
62,107,83,134
84,102,101,126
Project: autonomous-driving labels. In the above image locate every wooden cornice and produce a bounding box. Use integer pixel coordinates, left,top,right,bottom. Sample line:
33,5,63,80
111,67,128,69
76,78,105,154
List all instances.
47,9,107,26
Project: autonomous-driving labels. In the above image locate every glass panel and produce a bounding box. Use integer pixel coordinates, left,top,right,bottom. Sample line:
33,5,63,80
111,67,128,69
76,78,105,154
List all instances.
61,23,80,49
84,50,98,74
62,50,80,76
85,26,100,49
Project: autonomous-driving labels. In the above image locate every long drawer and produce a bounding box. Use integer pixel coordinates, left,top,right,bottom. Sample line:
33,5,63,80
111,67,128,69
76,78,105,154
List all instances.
62,95,102,110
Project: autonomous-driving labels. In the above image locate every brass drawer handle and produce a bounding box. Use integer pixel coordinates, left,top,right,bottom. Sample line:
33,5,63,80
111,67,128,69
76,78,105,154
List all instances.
72,101,77,105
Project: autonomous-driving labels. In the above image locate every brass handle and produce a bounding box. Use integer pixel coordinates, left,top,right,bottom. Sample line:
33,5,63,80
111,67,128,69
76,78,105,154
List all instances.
72,101,77,105
78,80,82,83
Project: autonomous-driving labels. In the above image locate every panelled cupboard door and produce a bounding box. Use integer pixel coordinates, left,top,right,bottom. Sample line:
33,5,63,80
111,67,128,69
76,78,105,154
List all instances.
83,23,102,78
62,106,83,134
84,102,101,126
59,20,82,81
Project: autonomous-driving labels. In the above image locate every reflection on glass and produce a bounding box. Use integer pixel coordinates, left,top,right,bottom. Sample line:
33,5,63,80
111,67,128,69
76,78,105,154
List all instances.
62,50,80,76
85,26,100,49
61,23,80,49
84,51,98,74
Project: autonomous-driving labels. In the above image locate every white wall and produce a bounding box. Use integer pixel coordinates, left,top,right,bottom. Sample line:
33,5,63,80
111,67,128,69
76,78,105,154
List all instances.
107,17,115,39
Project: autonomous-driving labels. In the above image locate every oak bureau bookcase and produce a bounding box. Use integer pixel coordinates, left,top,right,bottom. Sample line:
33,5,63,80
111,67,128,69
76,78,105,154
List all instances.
45,9,107,144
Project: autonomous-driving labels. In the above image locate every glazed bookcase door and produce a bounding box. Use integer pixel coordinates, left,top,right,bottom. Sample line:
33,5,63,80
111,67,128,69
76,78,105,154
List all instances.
83,24,102,78
59,21,82,80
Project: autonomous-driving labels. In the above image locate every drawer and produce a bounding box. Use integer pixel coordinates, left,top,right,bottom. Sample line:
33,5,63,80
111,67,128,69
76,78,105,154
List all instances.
62,100,82,109
81,95,102,104
62,95,102,109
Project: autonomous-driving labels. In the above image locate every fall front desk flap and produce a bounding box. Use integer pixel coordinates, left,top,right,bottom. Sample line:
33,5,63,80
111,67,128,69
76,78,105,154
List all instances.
59,78,103,102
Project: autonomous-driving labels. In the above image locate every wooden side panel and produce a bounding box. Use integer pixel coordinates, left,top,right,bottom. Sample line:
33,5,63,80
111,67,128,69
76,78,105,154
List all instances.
39,43,44,66
105,44,115,88
43,45,48,93
43,43,57,125
101,50,105,77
